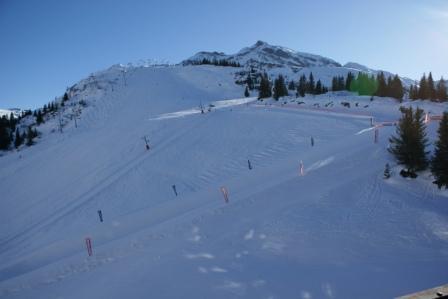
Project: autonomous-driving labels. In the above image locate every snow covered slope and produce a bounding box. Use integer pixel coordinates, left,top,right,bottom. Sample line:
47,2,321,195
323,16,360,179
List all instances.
184,41,415,88
0,109,22,119
0,64,448,299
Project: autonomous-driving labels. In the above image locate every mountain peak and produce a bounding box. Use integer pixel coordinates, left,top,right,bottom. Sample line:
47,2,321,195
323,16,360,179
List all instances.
183,41,341,70
254,40,268,47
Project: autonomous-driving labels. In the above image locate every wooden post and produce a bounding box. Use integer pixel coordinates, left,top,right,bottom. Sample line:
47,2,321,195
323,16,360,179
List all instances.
85,237,93,256
143,136,150,150
97,210,103,222
172,184,178,196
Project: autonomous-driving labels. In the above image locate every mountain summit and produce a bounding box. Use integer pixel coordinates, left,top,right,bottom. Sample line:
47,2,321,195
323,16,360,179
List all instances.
183,40,341,70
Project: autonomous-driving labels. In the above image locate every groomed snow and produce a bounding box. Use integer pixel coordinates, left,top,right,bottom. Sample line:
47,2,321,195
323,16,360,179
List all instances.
0,65,447,299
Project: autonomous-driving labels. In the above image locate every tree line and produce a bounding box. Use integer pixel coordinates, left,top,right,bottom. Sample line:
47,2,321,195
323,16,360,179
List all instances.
257,72,329,100
389,106,448,188
254,71,408,101
0,92,71,151
332,72,404,100
190,58,241,67
409,72,447,101
0,113,38,150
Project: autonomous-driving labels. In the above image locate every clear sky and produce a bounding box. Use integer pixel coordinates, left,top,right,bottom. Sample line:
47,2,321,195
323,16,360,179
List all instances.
0,0,447,109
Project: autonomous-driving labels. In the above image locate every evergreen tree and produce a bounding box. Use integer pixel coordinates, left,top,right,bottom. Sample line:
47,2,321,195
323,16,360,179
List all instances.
244,86,250,97
36,110,44,125
331,76,338,91
409,84,418,100
0,116,11,150
345,72,355,91
26,126,35,146
436,77,447,101
376,72,387,97
14,128,23,148
9,113,16,131
246,74,254,90
315,80,323,94
288,80,296,91
386,76,393,97
297,75,307,97
431,112,448,188
273,75,288,100
427,72,436,100
418,73,428,100
331,75,345,91
351,73,378,96
63,92,69,102
389,106,429,174
338,76,345,91
390,75,404,100
307,72,315,94
258,73,272,99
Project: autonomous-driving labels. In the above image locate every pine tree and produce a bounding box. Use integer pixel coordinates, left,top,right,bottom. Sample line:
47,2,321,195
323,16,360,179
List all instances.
273,75,288,100
307,72,315,94
390,75,404,100
36,110,44,125
297,75,307,97
418,74,428,100
431,112,448,188
345,72,354,91
386,76,393,97
8,113,16,132
26,126,35,146
436,77,447,101
288,80,296,91
14,128,23,148
258,73,271,99
246,74,254,90
331,76,338,91
244,86,250,97
351,73,378,96
338,76,345,91
376,72,387,97
0,116,11,150
389,107,429,175
63,92,69,102
409,85,418,100
427,72,436,100
315,80,323,94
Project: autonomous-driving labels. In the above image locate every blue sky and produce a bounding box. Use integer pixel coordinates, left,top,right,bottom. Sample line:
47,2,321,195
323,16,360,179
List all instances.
0,0,447,109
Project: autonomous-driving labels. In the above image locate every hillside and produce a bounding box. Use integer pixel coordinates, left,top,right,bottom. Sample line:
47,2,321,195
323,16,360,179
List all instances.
183,41,415,88
0,63,448,298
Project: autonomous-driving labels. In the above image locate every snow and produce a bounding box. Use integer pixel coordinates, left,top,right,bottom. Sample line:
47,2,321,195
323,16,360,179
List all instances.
183,41,415,88
0,109,22,119
1,64,448,299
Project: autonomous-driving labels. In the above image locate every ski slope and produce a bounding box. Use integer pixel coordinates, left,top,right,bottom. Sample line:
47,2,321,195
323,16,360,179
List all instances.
1,65,448,299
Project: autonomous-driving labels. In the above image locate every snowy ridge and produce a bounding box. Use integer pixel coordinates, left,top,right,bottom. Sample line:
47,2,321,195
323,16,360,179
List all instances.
184,40,341,70
183,41,415,88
